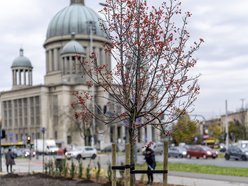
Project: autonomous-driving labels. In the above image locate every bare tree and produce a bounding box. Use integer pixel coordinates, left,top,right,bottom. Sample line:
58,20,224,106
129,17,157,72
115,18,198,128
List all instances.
58,104,93,146
73,0,203,185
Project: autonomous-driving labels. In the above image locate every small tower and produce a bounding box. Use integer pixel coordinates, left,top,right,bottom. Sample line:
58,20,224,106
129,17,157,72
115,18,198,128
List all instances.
60,33,86,84
11,48,33,89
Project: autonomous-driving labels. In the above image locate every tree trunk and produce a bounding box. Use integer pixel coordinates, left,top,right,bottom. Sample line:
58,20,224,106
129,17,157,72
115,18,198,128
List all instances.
129,125,135,186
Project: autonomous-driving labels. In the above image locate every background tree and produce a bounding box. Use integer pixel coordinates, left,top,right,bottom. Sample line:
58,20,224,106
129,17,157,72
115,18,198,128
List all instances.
208,122,221,141
229,120,246,142
73,0,203,185
172,113,198,145
57,104,93,146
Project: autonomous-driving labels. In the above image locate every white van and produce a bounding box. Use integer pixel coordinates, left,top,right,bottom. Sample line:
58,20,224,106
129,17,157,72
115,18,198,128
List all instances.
238,140,248,149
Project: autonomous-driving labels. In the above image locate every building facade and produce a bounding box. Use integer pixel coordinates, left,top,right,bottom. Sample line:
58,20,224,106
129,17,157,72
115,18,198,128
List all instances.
0,0,160,149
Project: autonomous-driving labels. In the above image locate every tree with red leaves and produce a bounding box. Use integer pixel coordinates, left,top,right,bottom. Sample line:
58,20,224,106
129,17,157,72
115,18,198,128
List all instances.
73,0,203,185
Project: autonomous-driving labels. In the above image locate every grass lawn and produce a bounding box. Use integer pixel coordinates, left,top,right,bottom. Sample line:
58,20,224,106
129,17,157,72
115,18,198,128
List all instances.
137,162,248,177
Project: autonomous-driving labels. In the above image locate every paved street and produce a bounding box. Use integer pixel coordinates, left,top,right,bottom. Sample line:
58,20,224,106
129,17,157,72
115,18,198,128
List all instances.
1,154,248,186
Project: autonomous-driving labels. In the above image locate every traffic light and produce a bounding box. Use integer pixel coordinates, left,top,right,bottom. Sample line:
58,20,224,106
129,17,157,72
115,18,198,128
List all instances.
27,136,31,144
1,129,6,139
103,105,107,114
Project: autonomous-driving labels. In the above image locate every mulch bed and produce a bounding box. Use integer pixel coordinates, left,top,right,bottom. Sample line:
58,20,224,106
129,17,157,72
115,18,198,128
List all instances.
0,173,184,186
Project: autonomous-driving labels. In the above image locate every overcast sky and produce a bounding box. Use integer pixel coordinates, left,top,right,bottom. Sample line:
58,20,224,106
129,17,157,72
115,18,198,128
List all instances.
0,0,248,120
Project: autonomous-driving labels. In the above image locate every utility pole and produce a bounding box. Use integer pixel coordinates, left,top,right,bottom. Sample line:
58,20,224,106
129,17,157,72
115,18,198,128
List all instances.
241,98,245,111
225,100,229,148
240,98,246,139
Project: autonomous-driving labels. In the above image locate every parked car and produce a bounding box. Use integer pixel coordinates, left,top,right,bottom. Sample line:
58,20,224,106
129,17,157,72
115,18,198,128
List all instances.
101,144,120,153
153,142,164,155
219,143,226,152
168,146,187,158
224,145,248,161
186,145,218,159
23,148,36,158
65,146,97,160
139,142,163,155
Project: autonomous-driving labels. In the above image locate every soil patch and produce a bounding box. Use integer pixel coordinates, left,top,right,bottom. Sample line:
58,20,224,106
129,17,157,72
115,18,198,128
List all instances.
0,173,184,186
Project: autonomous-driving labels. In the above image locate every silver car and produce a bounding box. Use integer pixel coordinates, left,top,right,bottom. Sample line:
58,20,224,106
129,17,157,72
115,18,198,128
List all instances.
65,146,97,160
168,146,187,158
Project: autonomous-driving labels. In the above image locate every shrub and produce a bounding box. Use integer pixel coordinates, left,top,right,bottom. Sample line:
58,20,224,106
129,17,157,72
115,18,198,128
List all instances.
78,160,83,178
96,160,101,182
70,161,75,179
86,164,91,180
107,161,112,183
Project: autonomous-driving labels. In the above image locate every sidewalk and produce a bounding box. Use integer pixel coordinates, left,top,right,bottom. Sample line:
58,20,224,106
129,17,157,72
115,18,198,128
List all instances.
167,175,248,186
149,172,248,186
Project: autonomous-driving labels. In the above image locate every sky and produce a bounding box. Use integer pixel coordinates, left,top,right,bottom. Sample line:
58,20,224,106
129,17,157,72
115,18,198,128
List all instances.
0,0,248,120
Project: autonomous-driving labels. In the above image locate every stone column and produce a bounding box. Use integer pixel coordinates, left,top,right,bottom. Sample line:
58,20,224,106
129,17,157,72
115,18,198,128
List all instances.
24,70,26,85
48,50,52,72
19,69,21,85
54,48,58,70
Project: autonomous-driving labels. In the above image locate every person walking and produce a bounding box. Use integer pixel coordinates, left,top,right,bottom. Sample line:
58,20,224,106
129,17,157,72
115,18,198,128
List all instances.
5,148,16,173
144,143,156,185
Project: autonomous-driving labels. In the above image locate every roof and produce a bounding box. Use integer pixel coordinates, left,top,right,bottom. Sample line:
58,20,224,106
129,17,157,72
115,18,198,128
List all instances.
61,40,85,55
46,3,105,39
11,48,32,68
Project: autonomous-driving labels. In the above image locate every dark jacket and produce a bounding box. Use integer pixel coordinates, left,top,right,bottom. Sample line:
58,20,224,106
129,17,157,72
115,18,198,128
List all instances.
5,150,15,166
144,147,156,169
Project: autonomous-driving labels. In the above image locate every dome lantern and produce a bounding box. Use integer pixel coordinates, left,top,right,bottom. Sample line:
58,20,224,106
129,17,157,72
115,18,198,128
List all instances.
12,48,32,68
71,0,84,5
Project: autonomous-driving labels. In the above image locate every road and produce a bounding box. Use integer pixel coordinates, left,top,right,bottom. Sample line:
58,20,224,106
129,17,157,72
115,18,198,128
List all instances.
100,153,248,168
0,154,248,186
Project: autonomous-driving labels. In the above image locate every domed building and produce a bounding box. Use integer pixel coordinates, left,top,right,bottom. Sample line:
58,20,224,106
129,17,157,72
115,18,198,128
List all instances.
0,0,157,149
0,0,117,149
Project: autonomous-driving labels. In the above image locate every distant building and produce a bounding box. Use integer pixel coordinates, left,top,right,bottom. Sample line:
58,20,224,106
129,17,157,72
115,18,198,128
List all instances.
204,110,248,141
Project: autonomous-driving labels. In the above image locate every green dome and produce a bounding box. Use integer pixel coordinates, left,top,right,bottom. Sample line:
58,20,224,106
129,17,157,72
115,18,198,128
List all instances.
12,49,32,68
46,3,105,39
61,40,85,54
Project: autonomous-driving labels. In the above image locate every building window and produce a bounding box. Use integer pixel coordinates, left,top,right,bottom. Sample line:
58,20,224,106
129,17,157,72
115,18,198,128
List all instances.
30,97,35,125
8,101,12,127
67,136,72,144
14,100,18,127
53,95,58,126
55,131,58,140
18,99,23,127
24,98,28,126
35,96,40,125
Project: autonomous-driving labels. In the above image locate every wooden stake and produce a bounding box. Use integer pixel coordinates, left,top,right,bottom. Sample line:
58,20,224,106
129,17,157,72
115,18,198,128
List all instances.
163,141,168,186
125,143,130,186
112,143,117,186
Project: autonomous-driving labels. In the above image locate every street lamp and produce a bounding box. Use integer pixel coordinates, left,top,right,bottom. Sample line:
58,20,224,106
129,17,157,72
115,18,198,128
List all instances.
41,127,46,172
87,21,96,147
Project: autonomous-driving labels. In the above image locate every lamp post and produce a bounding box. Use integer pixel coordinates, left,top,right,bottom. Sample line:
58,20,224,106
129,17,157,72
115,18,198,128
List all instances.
87,21,96,147
41,127,46,172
